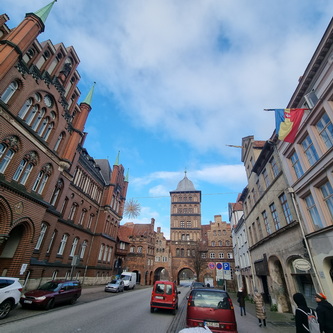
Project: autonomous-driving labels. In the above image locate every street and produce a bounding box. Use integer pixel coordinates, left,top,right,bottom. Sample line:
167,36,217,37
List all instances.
0,285,295,333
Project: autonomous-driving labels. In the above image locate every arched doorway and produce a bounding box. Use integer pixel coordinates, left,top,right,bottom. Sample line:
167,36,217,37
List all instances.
269,256,291,312
177,268,194,286
133,270,141,285
153,267,170,283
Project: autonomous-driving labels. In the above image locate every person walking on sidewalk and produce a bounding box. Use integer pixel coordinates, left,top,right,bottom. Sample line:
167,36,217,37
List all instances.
254,290,266,327
293,292,311,333
315,292,333,333
237,287,246,316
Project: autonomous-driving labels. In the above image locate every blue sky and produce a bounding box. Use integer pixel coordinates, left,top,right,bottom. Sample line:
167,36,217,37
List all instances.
2,1,333,238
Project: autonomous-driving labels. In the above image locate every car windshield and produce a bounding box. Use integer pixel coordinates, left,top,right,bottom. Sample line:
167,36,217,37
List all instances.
192,282,205,288
38,281,60,291
191,290,230,309
110,280,119,284
121,275,130,280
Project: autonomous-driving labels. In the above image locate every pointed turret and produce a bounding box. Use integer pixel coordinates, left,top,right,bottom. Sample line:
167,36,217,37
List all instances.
31,0,57,28
82,82,96,106
0,1,57,80
125,169,129,182
114,151,120,166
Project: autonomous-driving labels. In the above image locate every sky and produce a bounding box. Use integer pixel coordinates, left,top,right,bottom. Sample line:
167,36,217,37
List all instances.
1,1,333,239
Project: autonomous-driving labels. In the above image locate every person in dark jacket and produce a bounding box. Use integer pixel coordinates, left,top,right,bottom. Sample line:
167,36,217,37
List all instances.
293,293,311,333
237,287,246,316
315,292,333,333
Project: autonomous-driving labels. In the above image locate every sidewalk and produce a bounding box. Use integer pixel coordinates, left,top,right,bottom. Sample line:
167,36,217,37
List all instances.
229,292,295,332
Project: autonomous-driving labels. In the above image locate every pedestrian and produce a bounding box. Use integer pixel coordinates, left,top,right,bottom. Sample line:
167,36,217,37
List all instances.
253,289,266,327
293,292,311,333
315,292,333,333
237,287,246,316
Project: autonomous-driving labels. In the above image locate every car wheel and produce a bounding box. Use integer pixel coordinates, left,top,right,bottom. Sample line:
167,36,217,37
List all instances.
150,307,154,313
116,288,119,293
0,300,12,319
45,298,55,310
70,295,78,305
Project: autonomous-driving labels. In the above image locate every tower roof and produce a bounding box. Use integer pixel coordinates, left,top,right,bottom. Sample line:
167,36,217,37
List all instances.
32,0,57,25
82,82,96,106
174,172,196,192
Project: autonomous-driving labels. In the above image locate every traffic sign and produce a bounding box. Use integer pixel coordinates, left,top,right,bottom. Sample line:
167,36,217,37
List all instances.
216,262,223,270
223,262,230,270
208,262,215,269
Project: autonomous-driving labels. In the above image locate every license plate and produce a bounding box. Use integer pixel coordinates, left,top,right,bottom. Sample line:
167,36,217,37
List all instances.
155,296,163,299
24,300,32,304
206,321,219,328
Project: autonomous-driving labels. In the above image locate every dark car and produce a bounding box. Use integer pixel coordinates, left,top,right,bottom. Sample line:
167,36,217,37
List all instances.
105,279,124,293
190,281,205,290
150,281,180,315
186,288,237,332
20,280,81,310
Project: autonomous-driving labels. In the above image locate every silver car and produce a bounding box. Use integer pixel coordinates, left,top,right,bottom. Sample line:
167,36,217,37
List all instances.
105,279,124,293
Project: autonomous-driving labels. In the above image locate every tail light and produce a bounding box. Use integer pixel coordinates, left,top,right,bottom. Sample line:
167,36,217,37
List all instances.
187,294,194,307
18,288,22,292
228,297,234,309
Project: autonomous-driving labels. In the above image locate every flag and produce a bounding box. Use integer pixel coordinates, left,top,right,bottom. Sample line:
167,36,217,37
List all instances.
265,108,307,143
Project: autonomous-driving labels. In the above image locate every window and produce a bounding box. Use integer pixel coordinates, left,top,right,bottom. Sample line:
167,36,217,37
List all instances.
262,169,271,188
279,193,293,224
107,247,112,262
270,157,279,177
31,108,45,131
69,237,79,257
201,253,206,258
227,252,233,259
137,246,142,253
210,252,215,259
50,179,64,206
262,210,271,235
187,221,192,228
54,132,65,152
0,81,19,103
103,246,108,261
32,164,52,194
47,230,56,253
0,137,18,173
211,241,215,246
225,240,230,246
25,105,39,125
320,181,333,219
80,240,87,259
180,221,185,228
218,240,222,246
291,152,304,178
316,113,333,149
98,244,105,261
130,246,135,253
68,203,78,220
57,234,68,255
12,151,37,184
270,203,280,230
256,217,263,239
301,135,319,166
305,194,323,229
78,209,86,225
35,223,47,250
218,252,224,259
18,98,33,119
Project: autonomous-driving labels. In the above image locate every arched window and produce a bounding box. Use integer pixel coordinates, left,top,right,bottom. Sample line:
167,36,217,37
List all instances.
98,244,105,261
31,108,46,131
32,163,52,194
80,240,88,259
18,98,33,119
35,222,48,250
37,116,50,136
47,230,56,253
0,80,19,103
42,122,53,141
69,237,79,257
12,151,37,184
68,202,78,220
25,105,39,125
57,233,68,255
50,179,64,206
54,132,65,152
0,136,19,173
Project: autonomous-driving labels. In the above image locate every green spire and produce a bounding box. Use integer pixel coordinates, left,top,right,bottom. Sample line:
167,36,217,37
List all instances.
114,151,120,166
33,0,57,24
82,82,96,106
125,168,129,182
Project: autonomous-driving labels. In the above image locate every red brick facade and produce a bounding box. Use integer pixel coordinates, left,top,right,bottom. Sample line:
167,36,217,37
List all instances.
0,5,128,289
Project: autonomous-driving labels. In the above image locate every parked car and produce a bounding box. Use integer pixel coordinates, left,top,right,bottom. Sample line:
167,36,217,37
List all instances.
190,281,205,290
186,288,237,332
150,280,180,315
20,280,81,310
0,277,22,319
105,279,124,293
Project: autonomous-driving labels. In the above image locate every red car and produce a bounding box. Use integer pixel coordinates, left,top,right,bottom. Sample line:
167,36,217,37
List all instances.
20,280,81,310
150,281,180,315
186,288,237,332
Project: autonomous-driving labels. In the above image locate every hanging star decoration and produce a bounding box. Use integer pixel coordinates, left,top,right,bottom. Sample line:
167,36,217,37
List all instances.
124,199,141,219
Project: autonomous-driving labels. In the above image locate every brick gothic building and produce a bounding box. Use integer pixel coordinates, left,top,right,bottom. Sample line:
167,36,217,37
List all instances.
0,2,128,288
120,174,235,289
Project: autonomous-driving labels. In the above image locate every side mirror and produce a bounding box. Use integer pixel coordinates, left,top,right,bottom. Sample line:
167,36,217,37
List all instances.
178,291,181,294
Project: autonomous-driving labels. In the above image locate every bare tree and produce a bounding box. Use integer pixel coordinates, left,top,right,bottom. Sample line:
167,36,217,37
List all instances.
191,243,207,281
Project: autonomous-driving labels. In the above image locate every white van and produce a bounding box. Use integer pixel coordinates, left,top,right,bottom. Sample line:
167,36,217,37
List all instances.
120,272,137,290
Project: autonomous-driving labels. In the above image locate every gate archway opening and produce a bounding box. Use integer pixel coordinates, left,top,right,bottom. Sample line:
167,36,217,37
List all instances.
177,268,194,286
153,267,170,283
